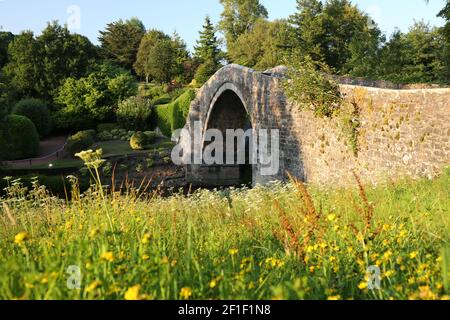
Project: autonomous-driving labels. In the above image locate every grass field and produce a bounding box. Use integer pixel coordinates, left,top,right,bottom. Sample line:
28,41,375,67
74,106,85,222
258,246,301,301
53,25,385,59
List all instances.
0,164,448,300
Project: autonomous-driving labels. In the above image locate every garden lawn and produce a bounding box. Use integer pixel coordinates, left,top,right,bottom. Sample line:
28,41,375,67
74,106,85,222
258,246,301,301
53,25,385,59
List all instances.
0,169,449,300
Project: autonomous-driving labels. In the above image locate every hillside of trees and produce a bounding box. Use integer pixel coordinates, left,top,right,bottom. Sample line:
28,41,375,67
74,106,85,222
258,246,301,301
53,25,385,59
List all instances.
0,0,448,140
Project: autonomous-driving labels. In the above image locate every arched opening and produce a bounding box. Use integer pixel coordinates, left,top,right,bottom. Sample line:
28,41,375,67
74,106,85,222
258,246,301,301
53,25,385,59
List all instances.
203,89,253,186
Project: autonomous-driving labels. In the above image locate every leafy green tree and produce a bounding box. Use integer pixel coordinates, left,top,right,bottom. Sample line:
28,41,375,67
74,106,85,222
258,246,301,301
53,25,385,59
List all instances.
171,31,191,83
38,22,97,100
219,0,268,57
194,59,219,86
376,23,446,83
290,0,382,72
194,16,222,65
116,96,152,131
3,31,42,99
230,19,295,70
147,38,176,84
134,30,171,83
99,17,146,70
4,22,97,102
0,31,14,68
54,63,137,131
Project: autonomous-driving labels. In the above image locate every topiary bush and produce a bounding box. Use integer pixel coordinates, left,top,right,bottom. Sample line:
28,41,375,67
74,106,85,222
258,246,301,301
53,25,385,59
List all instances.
66,130,95,156
150,89,196,137
12,98,52,137
116,96,152,131
130,132,148,150
0,115,40,160
143,131,157,144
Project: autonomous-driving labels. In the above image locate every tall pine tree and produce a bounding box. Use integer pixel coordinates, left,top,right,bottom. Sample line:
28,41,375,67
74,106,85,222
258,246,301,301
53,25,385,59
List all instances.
194,16,221,65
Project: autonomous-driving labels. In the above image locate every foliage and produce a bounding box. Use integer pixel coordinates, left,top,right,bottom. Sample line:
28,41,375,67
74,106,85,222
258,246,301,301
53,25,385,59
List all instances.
194,16,222,66
0,115,39,161
0,168,448,299
54,63,137,131
12,98,52,137
0,31,14,69
116,96,152,131
283,54,342,118
134,30,171,83
130,132,148,150
376,22,447,84
66,130,96,156
99,18,146,70
4,22,97,101
289,0,382,72
152,89,196,136
194,59,220,86
97,123,120,133
219,0,268,57
230,19,295,70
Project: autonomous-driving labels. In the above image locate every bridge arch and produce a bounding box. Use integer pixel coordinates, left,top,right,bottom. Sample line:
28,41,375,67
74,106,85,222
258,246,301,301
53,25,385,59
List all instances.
183,64,287,186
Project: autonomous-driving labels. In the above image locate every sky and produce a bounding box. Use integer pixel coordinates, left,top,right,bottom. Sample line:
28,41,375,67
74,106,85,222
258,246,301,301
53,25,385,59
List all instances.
0,0,446,50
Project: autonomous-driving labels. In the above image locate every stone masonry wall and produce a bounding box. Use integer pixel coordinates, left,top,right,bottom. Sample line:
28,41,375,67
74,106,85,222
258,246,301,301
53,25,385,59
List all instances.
185,64,450,186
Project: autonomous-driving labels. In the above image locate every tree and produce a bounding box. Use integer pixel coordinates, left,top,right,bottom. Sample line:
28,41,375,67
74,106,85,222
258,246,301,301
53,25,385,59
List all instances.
290,0,383,72
147,38,175,84
4,22,97,102
3,31,42,99
219,0,268,57
54,63,137,131
229,19,295,70
134,29,170,83
0,31,14,69
171,31,191,83
376,23,446,84
38,22,97,100
99,18,146,70
194,16,221,65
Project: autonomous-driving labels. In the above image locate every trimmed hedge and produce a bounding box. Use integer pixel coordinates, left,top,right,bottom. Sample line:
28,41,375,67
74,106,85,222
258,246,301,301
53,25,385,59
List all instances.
151,89,196,137
97,123,120,133
66,130,96,156
0,115,39,161
12,98,52,137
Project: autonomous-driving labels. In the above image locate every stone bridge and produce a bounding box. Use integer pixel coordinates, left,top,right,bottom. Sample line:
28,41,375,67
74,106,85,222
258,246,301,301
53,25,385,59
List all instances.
180,64,450,187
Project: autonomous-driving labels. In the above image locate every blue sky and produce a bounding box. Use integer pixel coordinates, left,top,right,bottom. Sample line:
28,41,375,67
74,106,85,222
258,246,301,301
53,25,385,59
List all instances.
0,0,446,50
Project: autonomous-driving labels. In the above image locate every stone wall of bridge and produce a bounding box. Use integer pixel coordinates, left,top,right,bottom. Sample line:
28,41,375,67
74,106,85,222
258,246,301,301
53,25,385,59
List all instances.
183,64,450,186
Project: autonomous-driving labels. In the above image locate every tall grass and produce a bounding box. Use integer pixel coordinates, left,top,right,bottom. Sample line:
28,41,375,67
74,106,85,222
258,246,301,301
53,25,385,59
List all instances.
0,165,449,300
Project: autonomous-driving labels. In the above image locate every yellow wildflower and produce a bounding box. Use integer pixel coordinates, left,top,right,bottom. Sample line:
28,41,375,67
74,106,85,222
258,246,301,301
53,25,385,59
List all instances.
142,233,151,244
180,287,192,300
14,232,29,245
142,254,150,261
358,282,368,290
124,285,142,300
229,248,239,256
100,251,114,263
409,251,419,260
85,280,102,293
327,214,336,222
327,295,342,300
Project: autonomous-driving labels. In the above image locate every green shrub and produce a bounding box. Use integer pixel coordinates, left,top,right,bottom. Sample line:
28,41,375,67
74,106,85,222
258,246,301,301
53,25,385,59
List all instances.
0,115,40,160
152,104,172,137
117,96,152,131
151,94,171,106
150,89,196,137
12,98,52,136
66,130,95,156
194,59,219,86
143,131,157,144
97,123,119,133
130,132,148,150
98,131,113,141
